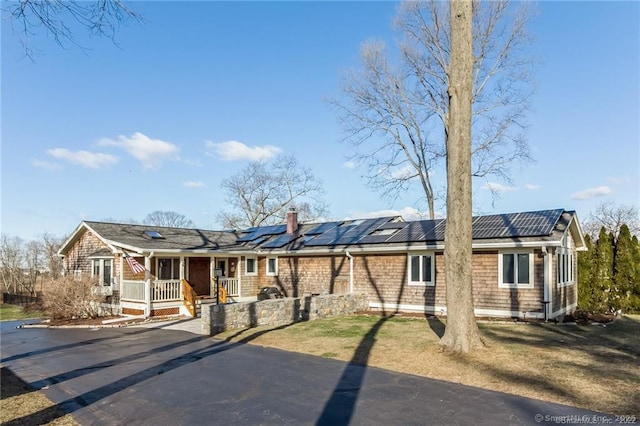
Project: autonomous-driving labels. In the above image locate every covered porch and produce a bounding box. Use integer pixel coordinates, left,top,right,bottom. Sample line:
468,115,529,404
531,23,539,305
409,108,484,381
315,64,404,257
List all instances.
117,253,242,318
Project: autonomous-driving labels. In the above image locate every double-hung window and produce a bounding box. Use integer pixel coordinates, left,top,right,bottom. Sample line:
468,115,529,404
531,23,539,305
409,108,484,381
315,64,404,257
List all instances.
91,258,113,286
499,251,534,288
245,256,258,276
266,257,278,276
408,253,435,286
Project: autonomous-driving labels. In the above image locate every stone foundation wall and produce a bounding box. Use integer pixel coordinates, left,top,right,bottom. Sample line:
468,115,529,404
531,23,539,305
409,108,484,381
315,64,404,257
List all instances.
202,293,367,335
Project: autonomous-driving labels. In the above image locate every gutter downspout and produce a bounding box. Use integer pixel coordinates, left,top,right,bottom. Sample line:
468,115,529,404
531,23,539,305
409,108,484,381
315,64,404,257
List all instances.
542,246,551,321
345,251,354,294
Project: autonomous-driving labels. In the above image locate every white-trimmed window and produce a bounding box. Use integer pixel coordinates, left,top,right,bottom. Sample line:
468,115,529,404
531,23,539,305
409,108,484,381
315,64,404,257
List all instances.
157,258,180,280
245,256,257,276
408,252,435,286
266,257,278,276
499,251,534,288
557,248,574,287
91,258,113,286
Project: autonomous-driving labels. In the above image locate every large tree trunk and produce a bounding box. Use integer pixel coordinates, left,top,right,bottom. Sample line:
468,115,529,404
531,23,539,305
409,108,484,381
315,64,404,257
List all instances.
440,0,484,353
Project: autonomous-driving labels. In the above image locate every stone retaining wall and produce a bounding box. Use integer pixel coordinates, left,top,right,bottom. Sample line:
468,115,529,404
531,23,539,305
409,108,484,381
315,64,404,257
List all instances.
202,293,367,335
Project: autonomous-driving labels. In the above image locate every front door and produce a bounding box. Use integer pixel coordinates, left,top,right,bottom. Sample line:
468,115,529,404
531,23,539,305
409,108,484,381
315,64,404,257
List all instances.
188,258,210,296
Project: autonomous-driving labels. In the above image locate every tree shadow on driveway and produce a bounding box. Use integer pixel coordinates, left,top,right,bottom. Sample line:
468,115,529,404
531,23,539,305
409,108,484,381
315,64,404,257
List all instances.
3,322,296,426
316,256,406,425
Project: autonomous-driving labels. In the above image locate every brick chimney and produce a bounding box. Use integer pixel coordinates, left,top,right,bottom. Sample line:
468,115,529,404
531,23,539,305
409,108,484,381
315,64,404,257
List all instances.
286,207,298,234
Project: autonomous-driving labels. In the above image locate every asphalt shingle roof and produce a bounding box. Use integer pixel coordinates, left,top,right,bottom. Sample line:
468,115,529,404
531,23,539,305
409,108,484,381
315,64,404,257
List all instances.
83,221,239,251
68,209,577,255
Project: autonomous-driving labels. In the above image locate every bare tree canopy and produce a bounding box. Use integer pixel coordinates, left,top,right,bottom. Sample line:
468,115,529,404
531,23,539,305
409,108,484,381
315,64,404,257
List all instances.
0,235,25,294
143,211,196,228
583,201,640,239
331,0,534,218
217,155,328,230
101,217,141,225
3,0,142,57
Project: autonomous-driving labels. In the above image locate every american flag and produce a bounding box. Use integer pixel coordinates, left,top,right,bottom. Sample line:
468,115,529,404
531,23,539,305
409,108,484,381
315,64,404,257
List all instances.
123,251,146,275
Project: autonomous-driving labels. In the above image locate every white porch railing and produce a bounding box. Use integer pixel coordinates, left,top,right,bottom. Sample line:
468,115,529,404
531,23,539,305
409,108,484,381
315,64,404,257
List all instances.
219,278,239,297
122,280,145,302
152,280,181,301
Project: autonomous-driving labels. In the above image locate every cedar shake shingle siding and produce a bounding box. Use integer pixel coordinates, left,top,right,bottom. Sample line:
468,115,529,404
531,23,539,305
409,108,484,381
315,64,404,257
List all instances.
59,209,585,319
271,250,545,316
260,255,350,297
63,230,110,278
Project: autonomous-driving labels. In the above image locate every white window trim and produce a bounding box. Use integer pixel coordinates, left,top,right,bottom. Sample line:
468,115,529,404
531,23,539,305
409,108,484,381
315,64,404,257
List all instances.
157,257,180,280
498,250,534,289
407,252,435,286
556,247,575,288
245,256,258,276
91,258,113,286
266,256,278,276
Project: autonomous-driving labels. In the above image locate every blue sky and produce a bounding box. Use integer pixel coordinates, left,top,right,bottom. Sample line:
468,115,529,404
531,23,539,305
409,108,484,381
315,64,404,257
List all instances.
2,1,639,241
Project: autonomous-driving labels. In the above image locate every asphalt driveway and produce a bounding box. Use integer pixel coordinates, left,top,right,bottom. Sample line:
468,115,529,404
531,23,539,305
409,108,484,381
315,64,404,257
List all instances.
1,321,608,425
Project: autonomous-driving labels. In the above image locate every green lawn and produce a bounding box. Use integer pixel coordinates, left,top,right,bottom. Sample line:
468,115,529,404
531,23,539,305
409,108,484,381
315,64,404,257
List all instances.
0,304,44,321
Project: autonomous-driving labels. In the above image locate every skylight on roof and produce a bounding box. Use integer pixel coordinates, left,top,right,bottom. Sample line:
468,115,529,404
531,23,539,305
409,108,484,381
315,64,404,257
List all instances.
370,228,397,236
343,219,365,227
144,230,164,239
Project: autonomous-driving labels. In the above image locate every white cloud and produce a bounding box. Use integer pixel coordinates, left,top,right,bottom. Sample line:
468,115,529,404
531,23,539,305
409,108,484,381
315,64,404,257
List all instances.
98,132,179,169
525,183,541,190
31,159,63,170
571,185,612,200
481,182,516,192
342,160,356,169
607,176,631,185
347,206,430,221
389,165,416,180
205,140,281,161
183,181,204,188
45,148,118,169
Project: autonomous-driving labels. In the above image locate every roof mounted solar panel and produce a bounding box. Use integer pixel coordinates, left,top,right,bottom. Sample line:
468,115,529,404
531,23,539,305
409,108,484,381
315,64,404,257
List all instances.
305,222,342,235
236,224,287,242
386,219,444,243
501,209,563,237
471,209,564,239
251,237,267,246
377,222,409,230
471,214,511,239
304,217,394,246
261,234,295,249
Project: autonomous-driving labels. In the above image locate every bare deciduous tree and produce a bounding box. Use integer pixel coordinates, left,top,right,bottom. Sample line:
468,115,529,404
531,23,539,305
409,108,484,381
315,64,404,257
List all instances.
3,0,142,57
24,240,45,295
331,0,534,218
583,201,640,240
42,232,64,280
0,235,25,294
217,155,328,230
143,211,196,228
440,0,484,353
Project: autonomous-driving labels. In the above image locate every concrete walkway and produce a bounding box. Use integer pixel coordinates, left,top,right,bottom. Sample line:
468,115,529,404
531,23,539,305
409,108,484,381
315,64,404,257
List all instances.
129,317,205,334
1,322,612,425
